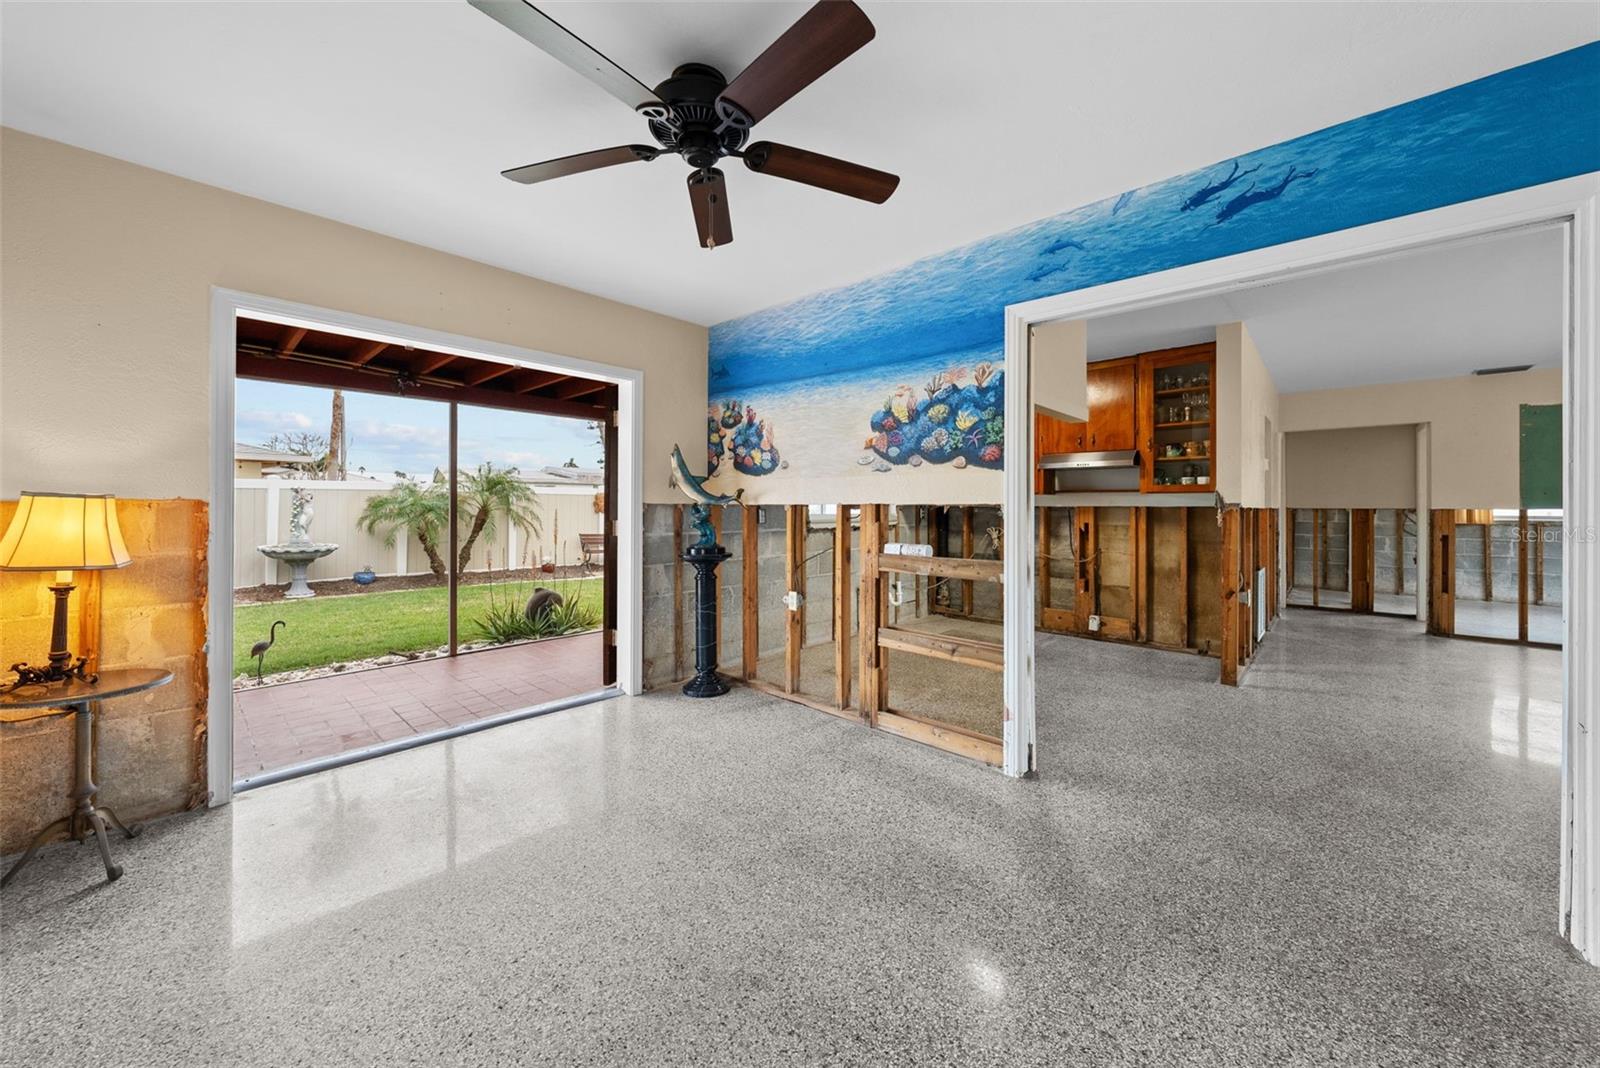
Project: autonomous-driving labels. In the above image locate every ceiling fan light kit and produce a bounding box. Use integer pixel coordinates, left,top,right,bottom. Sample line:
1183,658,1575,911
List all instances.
470,0,899,249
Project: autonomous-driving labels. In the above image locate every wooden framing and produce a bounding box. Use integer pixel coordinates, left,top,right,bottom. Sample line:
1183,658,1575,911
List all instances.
1519,509,1531,644
1037,507,1052,614
1349,508,1375,613
601,391,619,685
834,506,853,709
741,504,759,681
1428,508,1456,636
878,554,1003,582
961,507,975,614
785,505,806,694
857,504,886,722
1220,508,1241,686
877,626,1003,671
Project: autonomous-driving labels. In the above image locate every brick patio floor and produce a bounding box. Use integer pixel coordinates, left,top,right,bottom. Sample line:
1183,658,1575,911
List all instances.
232,632,604,778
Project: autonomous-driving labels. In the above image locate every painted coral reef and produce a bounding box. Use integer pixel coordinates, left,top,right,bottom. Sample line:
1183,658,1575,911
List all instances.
865,362,1004,470
709,399,783,476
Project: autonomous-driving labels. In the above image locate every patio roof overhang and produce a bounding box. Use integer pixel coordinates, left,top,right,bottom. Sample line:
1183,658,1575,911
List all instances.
236,317,611,420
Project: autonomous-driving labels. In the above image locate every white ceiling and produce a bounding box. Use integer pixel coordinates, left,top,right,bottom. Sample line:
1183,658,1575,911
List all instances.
1085,225,1564,393
2,2,1595,326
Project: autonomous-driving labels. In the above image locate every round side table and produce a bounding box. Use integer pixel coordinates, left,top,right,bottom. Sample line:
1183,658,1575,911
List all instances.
1,668,173,888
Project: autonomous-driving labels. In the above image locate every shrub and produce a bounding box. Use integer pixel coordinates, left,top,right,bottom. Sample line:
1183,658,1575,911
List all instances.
475,594,599,644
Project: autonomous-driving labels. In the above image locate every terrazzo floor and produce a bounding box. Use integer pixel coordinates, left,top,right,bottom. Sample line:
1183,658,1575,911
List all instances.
3,611,1597,1066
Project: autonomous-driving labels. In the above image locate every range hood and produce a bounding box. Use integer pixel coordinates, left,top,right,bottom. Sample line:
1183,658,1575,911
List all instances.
1038,450,1140,470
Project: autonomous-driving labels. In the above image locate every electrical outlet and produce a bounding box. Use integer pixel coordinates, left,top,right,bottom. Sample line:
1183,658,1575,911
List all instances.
783,590,804,611
1088,614,1102,632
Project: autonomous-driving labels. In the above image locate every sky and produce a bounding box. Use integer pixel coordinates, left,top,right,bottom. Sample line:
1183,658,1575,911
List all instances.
236,379,602,479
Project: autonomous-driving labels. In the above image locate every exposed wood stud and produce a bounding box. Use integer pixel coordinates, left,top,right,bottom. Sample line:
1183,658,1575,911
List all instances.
858,504,886,723
835,506,852,709
962,506,975,614
1483,520,1494,603
877,554,1003,582
877,627,1003,671
1220,507,1240,686
1312,508,1323,608
280,326,308,356
1518,509,1530,644
1535,522,1546,604
785,505,805,695
742,503,759,681
1037,507,1052,614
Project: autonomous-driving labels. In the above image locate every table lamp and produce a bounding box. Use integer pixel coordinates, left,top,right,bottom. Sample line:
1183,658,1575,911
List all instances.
0,492,132,688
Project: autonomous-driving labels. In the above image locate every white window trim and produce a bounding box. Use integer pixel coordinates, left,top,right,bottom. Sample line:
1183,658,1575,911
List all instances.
208,289,645,806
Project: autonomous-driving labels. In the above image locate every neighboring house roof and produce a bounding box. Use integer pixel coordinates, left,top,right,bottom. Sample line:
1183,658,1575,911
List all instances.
529,465,603,487
236,442,317,464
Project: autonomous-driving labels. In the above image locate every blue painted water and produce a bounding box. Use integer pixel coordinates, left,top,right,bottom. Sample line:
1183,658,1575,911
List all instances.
710,42,1600,395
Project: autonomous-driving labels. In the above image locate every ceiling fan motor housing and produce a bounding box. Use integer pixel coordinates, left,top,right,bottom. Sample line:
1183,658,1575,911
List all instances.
644,63,747,169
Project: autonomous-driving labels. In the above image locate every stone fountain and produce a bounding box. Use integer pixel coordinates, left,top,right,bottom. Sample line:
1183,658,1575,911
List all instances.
258,487,339,599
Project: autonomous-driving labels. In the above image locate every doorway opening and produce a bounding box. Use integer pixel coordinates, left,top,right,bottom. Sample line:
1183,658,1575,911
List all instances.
209,296,640,797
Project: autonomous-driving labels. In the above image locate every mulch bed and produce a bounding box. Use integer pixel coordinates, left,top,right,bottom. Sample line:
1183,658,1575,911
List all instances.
233,565,597,604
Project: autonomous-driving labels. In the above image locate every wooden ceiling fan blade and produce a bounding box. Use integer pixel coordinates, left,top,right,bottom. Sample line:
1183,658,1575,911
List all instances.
501,145,659,184
688,169,733,249
743,142,898,203
715,1,874,129
469,0,670,119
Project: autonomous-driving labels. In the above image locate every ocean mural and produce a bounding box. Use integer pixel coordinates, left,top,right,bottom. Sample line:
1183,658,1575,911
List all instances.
707,42,1600,488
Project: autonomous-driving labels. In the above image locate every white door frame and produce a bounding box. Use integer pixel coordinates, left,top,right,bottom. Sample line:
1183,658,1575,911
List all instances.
207,288,646,806
1001,175,1599,963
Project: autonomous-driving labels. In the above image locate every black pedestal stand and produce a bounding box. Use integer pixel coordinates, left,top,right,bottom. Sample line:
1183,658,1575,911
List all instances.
682,542,731,698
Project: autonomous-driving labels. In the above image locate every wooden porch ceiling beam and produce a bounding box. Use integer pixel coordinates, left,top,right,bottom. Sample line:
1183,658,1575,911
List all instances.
463,362,516,387
549,377,608,401
416,352,459,375
515,370,570,394
351,339,391,366
279,326,308,355
237,352,607,421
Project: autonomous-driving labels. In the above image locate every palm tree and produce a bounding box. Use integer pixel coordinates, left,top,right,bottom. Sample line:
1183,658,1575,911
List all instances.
357,477,449,579
356,464,541,580
456,463,541,571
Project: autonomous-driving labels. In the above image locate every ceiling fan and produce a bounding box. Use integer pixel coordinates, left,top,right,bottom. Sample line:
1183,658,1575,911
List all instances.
469,0,900,249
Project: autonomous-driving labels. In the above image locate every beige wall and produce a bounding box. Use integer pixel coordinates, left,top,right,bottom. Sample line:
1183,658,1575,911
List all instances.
0,128,707,505
1279,368,1560,509
1032,319,1088,424
1216,322,1281,508
1285,425,1418,508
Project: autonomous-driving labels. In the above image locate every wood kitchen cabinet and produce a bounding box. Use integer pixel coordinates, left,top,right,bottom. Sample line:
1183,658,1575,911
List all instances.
1137,343,1216,494
1085,357,1137,452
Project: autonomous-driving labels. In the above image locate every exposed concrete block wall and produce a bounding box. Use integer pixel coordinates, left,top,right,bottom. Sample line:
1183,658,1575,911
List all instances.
1373,508,1420,596
1451,519,1565,605
1291,508,1351,592
0,499,208,855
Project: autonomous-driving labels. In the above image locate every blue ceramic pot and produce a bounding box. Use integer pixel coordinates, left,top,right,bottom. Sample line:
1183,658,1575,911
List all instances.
353,568,377,586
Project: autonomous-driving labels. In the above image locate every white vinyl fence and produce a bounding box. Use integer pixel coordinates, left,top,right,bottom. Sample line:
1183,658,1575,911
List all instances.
234,479,604,590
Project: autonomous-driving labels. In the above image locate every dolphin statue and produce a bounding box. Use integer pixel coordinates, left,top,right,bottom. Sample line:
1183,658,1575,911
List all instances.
669,444,745,546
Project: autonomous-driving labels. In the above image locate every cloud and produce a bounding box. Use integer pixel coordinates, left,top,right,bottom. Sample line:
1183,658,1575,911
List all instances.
236,409,313,434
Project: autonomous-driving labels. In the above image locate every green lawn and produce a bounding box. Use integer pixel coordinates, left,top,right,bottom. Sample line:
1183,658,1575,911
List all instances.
233,578,602,676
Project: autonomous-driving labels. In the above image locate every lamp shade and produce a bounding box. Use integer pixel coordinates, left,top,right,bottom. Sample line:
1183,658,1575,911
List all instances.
0,492,133,571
